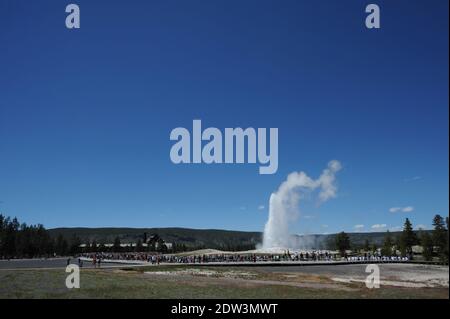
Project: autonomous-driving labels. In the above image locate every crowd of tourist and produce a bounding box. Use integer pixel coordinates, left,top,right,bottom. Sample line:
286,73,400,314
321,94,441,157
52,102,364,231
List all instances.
345,255,409,262
79,250,409,265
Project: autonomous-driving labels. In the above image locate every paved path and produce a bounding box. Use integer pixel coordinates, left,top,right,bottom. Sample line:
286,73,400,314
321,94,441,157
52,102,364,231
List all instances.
1,257,445,272
0,258,129,270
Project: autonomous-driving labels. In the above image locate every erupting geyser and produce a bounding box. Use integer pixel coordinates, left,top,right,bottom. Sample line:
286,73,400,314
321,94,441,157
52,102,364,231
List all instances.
261,160,342,249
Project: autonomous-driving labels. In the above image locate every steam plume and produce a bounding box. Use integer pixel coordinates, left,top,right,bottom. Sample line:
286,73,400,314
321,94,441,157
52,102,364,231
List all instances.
261,160,342,249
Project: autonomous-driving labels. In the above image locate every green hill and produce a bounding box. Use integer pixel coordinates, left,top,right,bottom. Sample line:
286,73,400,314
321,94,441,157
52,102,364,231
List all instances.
48,227,262,250
48,227,431,250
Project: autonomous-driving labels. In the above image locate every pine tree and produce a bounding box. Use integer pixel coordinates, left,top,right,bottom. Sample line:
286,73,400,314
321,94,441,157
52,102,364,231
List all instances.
84,240,91,253
400,218,417,258
381,231,393,256
98,243,106,252
69,235,82,255
136,239,143,252
91,239,98,253
420,231,433,261
0,214,5,257
363,239,370,252
113,236,121,252
432,214,448,262
335,232,350,256
55,234,68,256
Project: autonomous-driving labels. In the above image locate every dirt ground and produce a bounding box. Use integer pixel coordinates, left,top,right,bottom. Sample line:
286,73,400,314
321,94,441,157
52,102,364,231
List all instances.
1,262,448,298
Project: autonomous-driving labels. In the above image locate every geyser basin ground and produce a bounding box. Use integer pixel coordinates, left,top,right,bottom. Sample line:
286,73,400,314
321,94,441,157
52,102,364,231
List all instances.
0,263,447,298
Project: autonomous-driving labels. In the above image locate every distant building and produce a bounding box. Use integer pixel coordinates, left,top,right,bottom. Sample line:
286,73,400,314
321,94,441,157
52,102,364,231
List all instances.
79,242,172,249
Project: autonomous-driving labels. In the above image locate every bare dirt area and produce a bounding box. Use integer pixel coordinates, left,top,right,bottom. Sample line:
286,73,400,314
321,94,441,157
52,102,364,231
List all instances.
141,263,449,295
143,268,357,291
239,263,449,287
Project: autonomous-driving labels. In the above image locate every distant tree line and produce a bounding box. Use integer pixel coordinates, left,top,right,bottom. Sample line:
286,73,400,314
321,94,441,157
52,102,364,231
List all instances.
82,235,256,254
2,213,448,261
83,235,170,253
0,214,82,258
334,214,449,262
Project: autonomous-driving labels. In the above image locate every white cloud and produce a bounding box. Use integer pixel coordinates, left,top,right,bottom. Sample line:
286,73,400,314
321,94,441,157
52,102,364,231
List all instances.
416,224,428,230
389,226,402,232
405,176,422,182
354,224,365,231
389,206,414,213
258,205,265,210
322,224,329,228
371,224,387,231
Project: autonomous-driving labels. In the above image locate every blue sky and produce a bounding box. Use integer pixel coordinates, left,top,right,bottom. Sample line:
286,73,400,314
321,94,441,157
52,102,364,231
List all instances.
0,0,448,234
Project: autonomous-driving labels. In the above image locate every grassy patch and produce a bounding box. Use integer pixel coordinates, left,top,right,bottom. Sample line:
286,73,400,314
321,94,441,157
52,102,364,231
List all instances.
0,268,448,299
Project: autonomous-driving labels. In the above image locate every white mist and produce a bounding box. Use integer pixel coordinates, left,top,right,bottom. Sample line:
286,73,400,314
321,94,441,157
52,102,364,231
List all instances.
262,160,342,249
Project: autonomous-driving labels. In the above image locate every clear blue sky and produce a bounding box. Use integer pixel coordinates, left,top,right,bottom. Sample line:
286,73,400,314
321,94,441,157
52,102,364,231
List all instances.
0,0,448,234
